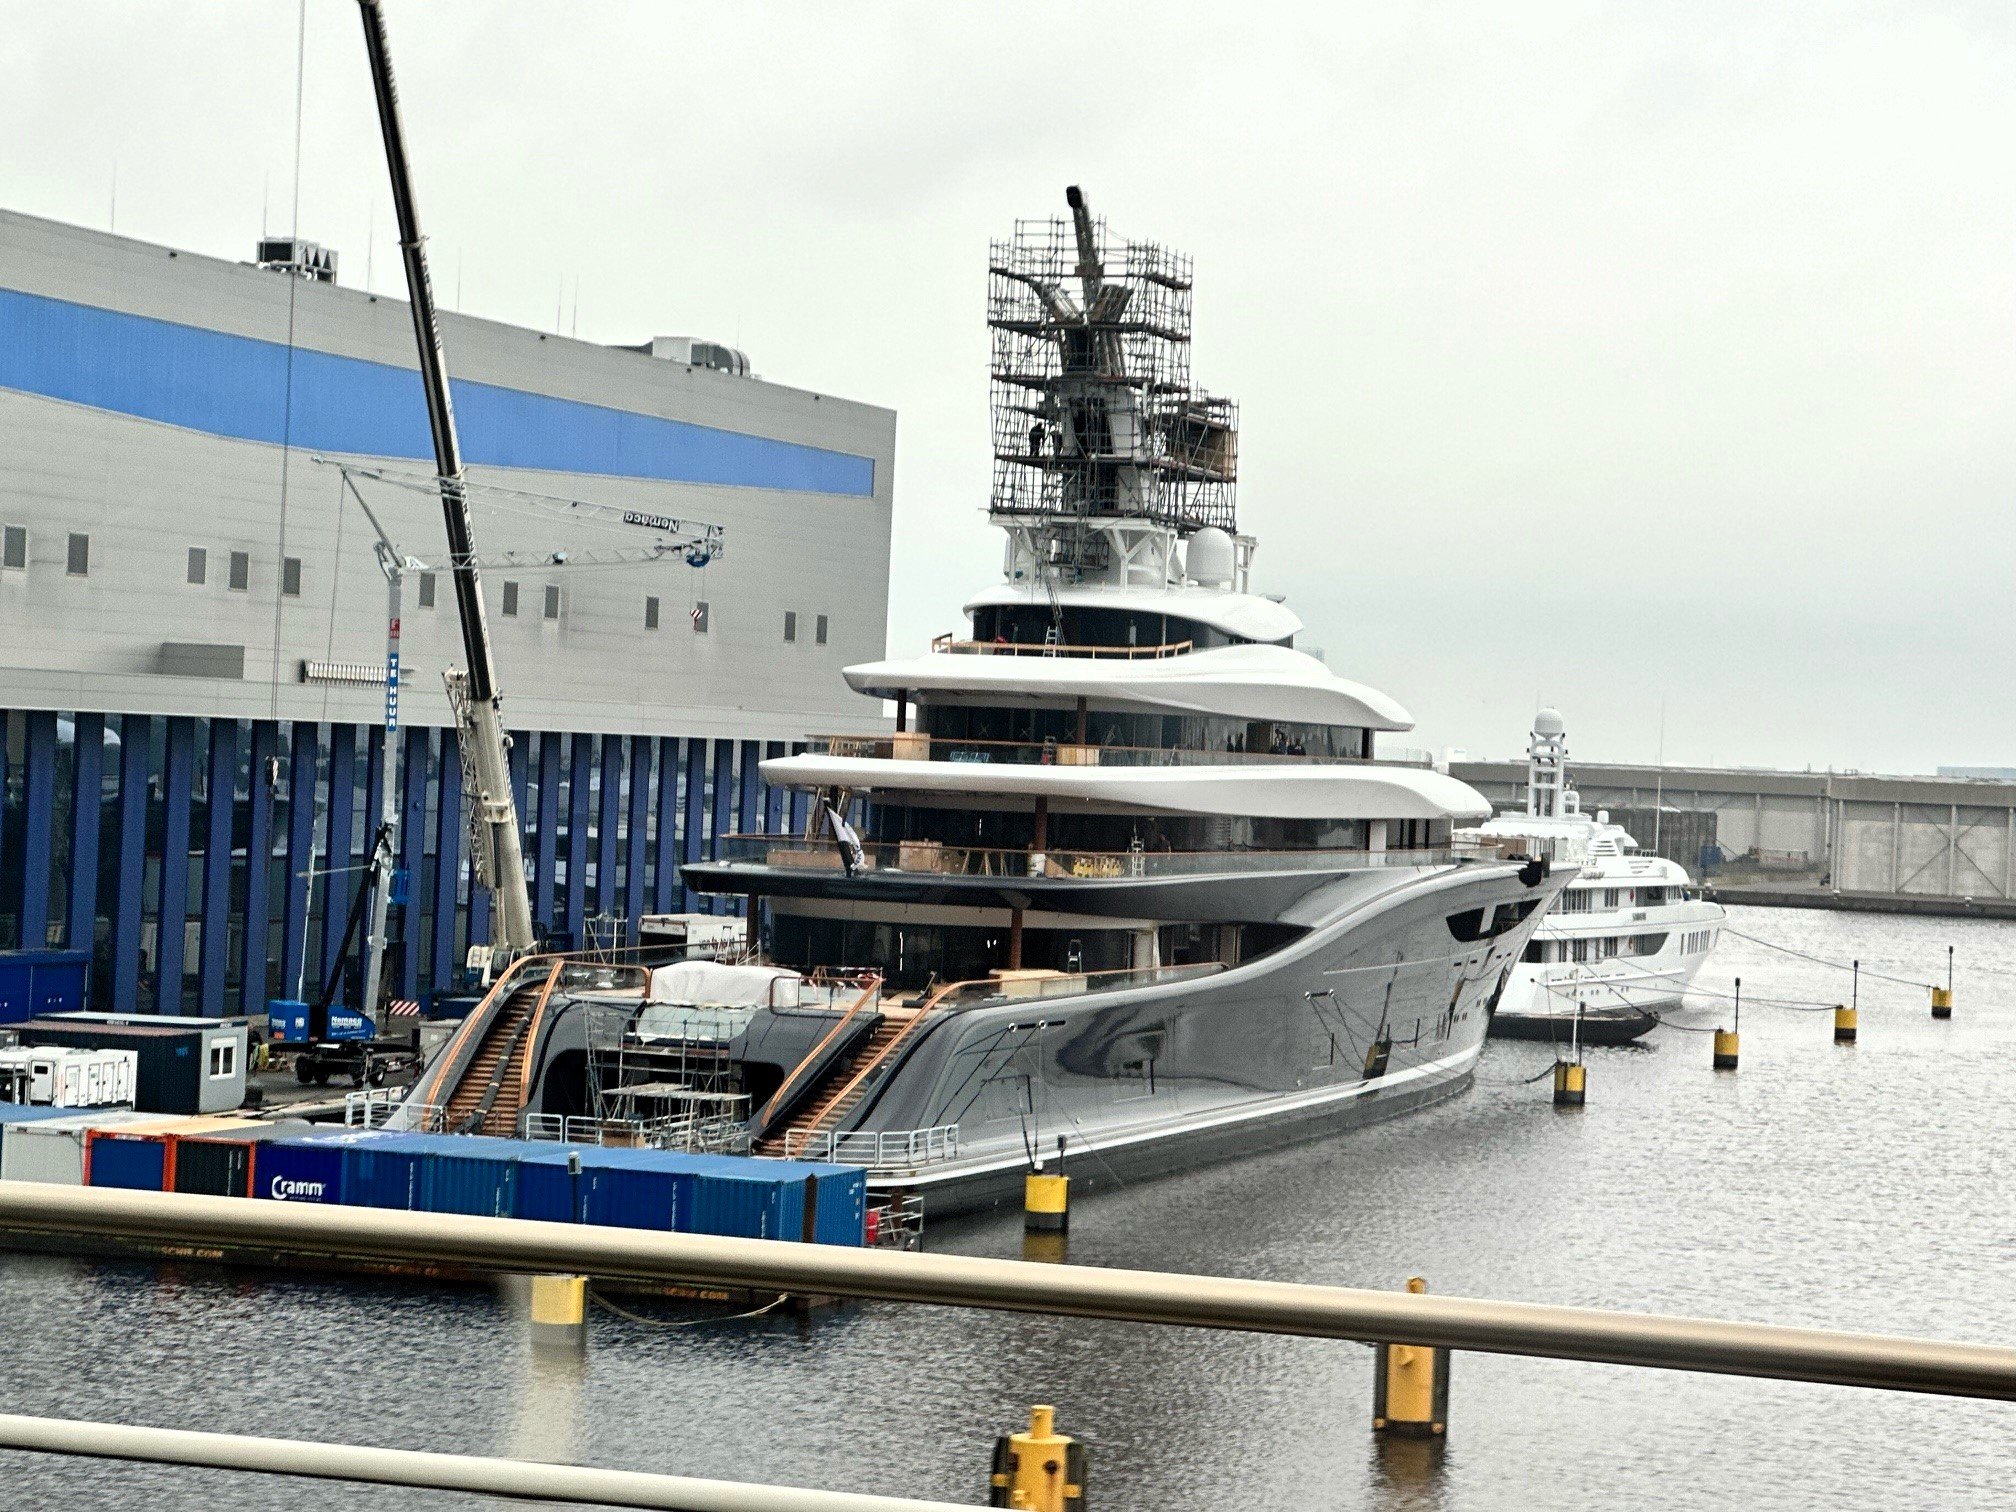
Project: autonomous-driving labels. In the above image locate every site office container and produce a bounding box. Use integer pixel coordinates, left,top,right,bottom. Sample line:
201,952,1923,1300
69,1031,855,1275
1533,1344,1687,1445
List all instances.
0,1108,164,1185
0,1046,137,1108
353,1133,523,1218
254,1128,401,1205
513,1145,693,1231
172,1121,315,1199
0,1103,84,1166
83,1116,270,1191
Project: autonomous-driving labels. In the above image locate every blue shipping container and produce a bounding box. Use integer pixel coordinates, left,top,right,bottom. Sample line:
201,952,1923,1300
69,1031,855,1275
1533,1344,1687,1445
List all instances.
86,1130,170,1191
373,1133,522,1218
255,1128,398,1204
660,1152,866,1245
0,951,91,1026
514,1145,691,1231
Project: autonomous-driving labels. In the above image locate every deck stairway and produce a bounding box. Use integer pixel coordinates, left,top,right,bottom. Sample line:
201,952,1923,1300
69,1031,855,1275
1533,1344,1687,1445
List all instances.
758,996,937,1155
437,971,556,1137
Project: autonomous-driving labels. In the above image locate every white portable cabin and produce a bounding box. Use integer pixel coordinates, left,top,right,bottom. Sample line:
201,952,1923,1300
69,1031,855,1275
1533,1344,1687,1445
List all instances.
0,1108,162,1185
0,1045,139,1108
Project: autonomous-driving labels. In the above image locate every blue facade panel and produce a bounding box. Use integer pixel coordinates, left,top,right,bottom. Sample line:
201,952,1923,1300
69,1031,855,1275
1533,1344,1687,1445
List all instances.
318,723,356,989
653,737,681,915
597,736,622,921
239,720,277,1012
430,739,462,992
67,713,104,960
398,727,429,1000
564,732,591,942
625,735,651,934
0,288,876,497
198,718,237,1015
534,731,561,936
19,710,57,950
110,714,150,1012
155,717,195,1011
279,725,319,1005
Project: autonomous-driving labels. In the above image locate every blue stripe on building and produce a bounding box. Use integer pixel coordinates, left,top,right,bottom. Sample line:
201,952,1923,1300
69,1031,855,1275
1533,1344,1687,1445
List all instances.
0,287,876,498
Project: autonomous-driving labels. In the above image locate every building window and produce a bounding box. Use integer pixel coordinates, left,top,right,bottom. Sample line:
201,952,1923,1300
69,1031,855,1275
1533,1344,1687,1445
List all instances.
66,533,90,577
208,1041,237,1079
2,525,24,570
543,584,560,620
783,610,797,643
692,600,710,633
282,557,302,596
815,613,829,645
418,572,436,608
229,550,250,590
644,595,660,630
502,581,519,616
187,546,207,585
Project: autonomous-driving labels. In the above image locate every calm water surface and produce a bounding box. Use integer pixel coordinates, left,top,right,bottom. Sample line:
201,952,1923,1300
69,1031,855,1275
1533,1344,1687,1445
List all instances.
3,906,2012,1509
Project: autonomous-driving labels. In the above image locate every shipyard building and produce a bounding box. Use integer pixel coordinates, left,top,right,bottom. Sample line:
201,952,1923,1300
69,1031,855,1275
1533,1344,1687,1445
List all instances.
0,208,895,1015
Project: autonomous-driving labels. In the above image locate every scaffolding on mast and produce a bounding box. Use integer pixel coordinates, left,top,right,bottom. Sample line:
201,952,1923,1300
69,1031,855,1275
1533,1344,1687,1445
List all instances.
987,185,1239,551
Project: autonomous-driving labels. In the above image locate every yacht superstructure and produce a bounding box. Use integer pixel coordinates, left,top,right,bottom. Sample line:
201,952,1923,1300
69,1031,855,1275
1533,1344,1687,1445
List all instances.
1468,711,1725,1044
665,187,1569,1210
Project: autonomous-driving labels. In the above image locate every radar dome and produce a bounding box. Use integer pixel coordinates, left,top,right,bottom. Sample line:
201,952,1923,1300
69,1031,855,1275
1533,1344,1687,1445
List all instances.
1188,527,1235,589
1533,707,1566,737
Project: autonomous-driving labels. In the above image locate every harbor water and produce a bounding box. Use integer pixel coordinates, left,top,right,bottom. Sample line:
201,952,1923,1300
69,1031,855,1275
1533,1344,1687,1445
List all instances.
3,905,2011,1510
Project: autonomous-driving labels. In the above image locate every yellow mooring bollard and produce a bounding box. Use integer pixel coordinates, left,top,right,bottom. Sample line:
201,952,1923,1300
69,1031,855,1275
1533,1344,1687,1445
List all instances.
530,1274,587,1352
1025,1171,1070,1233
1373,1277,1450,1438
1833,1005,1858,1044
1932,986,1953,1020
1715,976,1742,1070
1552,1060,1585,1106
988,1404,1086,1511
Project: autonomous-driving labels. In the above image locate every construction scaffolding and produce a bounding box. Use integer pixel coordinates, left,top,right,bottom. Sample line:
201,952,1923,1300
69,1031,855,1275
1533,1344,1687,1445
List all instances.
988,187,1239,537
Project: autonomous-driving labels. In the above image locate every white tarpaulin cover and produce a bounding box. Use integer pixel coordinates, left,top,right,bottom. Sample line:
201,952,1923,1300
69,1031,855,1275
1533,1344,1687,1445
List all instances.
645,960,803,1009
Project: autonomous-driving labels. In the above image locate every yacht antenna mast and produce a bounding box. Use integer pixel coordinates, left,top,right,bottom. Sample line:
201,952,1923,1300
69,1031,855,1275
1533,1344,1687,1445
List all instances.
354,0,535,958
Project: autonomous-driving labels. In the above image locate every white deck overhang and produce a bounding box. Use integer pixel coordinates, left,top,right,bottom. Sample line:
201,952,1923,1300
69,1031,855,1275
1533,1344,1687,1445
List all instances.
758,754,1492,822
842,643,1413,732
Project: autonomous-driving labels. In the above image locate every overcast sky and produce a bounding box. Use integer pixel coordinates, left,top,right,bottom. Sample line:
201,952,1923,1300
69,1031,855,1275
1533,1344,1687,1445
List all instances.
5,2,2012,773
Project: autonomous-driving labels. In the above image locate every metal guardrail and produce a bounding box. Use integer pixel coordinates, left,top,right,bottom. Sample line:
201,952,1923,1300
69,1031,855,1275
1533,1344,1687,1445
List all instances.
345,1091,446,1131
931,631,1194,659
711,835,1465,881
805,731,1391,769
4,1183,2015,1401
0,1411,963,1512
782,1126,962,1167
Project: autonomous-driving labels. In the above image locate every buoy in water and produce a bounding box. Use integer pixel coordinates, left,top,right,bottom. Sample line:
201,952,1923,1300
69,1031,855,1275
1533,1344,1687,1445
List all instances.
1713,1028,1740,1070
1552,1060,1585,1106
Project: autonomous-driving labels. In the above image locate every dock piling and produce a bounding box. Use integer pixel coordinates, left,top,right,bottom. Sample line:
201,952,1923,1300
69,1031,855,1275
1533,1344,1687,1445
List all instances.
988,1405,1085,1511
1374,1278,1450,1438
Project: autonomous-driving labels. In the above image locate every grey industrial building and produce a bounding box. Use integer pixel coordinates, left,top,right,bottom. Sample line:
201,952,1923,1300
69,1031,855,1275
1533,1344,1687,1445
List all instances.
0,208,895,1015
1454,758,2016,910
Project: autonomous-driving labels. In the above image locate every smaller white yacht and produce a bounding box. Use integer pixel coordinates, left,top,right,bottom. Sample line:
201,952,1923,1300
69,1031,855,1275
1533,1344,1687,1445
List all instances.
1464,710,1724,1044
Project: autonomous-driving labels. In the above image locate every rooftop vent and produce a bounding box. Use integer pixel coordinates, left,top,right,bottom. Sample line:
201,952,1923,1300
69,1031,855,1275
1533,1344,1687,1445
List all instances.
256,237,338,283
629,336,751,377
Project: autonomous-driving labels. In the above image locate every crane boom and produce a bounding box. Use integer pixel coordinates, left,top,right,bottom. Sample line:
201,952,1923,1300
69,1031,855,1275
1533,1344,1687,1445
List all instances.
354,0,535,957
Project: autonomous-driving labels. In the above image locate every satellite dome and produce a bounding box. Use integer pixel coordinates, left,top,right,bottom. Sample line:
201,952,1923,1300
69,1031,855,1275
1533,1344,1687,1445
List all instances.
1532,707,1566,737
1187,527,1236,589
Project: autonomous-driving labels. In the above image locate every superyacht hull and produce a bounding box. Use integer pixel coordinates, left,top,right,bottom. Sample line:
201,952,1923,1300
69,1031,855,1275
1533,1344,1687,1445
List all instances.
816,857,1566,1217
1486,946,1713,1045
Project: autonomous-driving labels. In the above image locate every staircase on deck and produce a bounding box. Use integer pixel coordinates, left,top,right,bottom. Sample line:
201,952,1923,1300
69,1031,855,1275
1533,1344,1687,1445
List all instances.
759,1002,925,1155
442,973,549,1137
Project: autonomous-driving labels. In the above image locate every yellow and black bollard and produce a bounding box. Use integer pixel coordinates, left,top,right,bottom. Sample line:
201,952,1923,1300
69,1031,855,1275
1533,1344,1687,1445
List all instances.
1934,946,1954,1019
1025,1171,1069,1233
1714,977,1741,1070
1552,1060,1585,1106
988,1404,1087,1511
529,1273,587,1352
1833,1005,1857,1044
1373,1277,1450,1438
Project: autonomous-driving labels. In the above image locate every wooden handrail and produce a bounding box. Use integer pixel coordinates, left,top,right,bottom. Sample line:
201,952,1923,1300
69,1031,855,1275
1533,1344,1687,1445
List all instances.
755,976,884,1131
